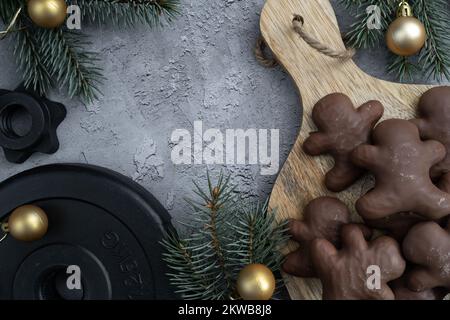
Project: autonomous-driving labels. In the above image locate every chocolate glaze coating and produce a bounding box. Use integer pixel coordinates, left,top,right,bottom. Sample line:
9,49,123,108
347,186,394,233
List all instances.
311,224,405,300
365,173,450,240
402,221,450,291
411,86,450,178
283,196,372,278
390,275,448,300
438,172,450,194
303,93,383,192
364,212,425,242
352,119,450,221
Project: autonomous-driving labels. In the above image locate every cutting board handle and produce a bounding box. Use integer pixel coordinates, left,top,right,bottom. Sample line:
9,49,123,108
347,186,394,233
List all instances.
260,0,372,110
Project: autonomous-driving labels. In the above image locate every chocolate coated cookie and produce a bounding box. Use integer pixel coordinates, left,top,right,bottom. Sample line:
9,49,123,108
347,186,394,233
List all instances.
352,119,450,220
390,275,447,300
403,221,450,291
411,86,450,177
304,93,383,192
283,196,372,278
364,212,425,242
311,224,405,300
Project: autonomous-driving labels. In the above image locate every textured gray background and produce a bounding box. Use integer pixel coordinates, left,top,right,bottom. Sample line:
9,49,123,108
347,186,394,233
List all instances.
0,0,447,220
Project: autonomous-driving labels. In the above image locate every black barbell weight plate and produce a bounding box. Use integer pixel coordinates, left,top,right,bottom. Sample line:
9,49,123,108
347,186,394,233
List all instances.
0,164,176,300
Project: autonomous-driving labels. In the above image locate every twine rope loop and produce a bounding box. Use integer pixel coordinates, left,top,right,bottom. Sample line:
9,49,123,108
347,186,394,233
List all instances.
255,14,355,67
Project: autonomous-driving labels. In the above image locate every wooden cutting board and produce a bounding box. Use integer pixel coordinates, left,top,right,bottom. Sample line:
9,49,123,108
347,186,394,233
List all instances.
262,0,436,300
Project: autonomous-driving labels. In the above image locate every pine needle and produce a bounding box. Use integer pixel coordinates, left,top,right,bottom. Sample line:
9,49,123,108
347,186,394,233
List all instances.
0,0,179,101
14,27,53,96
161,172,288,300
0,1,21,22
414,0,450,81
38,29,103,103
67,0,179,27
339,0,366,10
387,55,418,82
343,0,397,49
343,0,450,82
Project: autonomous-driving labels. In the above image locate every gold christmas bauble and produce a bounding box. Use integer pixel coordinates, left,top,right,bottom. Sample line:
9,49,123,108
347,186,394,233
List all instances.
8,205,48,242
27,0,67,29
386,16,426,56
236,264,276,300
386,2,426,57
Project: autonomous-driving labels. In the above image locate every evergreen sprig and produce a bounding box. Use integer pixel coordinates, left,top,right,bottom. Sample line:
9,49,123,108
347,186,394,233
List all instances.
0,0,178,103
1,3,48,92
343,0,397,49
0,1,19,22
387,55,418,82
13,26,52,95
415,0,450,81
68,0,179,27
342,0,450,81
161,172,288,300
38,29,103,101
339,0,365,10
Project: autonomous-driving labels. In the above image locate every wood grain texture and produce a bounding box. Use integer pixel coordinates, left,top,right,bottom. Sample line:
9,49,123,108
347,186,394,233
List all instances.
261,0,436,300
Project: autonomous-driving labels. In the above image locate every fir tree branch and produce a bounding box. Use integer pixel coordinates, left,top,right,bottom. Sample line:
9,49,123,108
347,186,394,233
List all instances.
166,179,235,299
2,0,178,102
227,202,288,271
205,185,235,293
38,29,103,102
344,0,397,49
0,1,52,94
0,0,20,22
414,0,450,81
343,0,450,81
338,0,366,11
387,55,418,82
190,172,236,298
14,27,53,96
67,0,179,26
162,173,288,300
161,231,213,298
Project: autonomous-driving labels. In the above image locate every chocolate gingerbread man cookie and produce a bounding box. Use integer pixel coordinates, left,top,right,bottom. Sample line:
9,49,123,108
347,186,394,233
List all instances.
303,93,384,192
411,86,450,177
311,224,405,300
403,221,450,292
390,276,447,300
438,172,450,194
352,119,450,220
364,172,450,240
283,196,372,278
364,212,425,242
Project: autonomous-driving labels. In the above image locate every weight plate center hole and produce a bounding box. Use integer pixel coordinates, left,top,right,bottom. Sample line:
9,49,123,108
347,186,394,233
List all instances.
39,266,84,301
0,104,33,138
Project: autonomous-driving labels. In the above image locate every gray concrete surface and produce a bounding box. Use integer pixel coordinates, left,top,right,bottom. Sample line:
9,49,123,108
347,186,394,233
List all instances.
0,0,448,220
